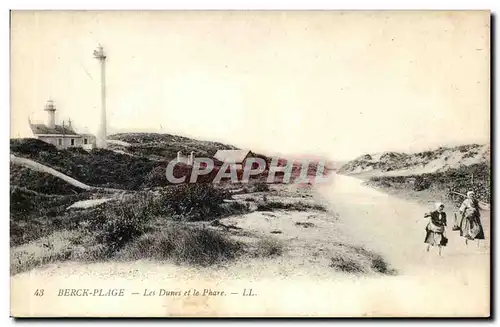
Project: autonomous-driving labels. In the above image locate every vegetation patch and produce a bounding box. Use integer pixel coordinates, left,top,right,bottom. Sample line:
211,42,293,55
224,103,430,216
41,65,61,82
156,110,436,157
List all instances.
250,237,284,257
330,253,366,273
368,163,491,204
147,184,247,221
252,182,270,192
339,143,487,175
329,244,396,275
10,163,84,195
109,132,237,160
10,183,252,273
116,224,242,266
85,201,153,255
295,222,316,228
10,186,94,246
11,138,162,190
11,230,80,275
256,201,327,212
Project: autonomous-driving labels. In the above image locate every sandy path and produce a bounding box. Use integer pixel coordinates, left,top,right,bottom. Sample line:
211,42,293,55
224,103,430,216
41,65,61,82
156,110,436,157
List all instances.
317,174,490,275
11,174,490,317
316,174,490,315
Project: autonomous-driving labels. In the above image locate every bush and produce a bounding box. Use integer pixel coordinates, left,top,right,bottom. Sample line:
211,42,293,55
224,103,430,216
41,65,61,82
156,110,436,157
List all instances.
352,246,395,274
253,182,270,192
10,186,93,246
85,198,154,253
117,224,242,266
10,186,91,218
10,182,243,248
368,163,490,203
10,138,57,155
330,244,396,275
219,201,251,216
141,163,223,188
330,253,366,273
462,151,479,159
252,238,283,257
152,184,231,221
413,176,431,191
256,201,327,212
11,246,74,275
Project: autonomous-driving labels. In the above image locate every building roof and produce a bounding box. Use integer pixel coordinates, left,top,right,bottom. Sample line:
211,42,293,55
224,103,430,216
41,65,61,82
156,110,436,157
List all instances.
30,123,78,136
213,149,251,164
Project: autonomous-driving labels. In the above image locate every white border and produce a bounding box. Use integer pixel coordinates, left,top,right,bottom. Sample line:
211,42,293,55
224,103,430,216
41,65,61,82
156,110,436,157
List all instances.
2,0,500,10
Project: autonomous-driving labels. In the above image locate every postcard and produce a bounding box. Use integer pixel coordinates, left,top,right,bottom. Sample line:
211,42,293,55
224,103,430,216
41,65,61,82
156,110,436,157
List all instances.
10,10,491,317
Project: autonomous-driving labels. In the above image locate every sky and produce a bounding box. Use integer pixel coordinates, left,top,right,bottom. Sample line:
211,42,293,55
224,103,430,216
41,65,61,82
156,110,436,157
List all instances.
10,11,490,161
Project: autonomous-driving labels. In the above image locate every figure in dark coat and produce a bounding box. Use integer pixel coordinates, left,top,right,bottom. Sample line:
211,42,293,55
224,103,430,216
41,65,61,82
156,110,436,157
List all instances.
424,202,447,255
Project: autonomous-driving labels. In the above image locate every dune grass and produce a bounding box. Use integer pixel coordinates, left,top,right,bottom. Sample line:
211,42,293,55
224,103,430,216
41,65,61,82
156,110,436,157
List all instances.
368,163,490,204
329,243,396,275
10,183,253,274
256,200,327,212
116,223,243,266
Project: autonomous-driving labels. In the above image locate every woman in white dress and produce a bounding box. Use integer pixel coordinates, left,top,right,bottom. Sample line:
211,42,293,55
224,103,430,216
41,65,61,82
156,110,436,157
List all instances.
458,191,485,246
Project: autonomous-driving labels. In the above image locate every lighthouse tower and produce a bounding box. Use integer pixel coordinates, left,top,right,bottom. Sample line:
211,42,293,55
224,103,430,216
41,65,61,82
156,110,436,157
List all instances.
44,99,56,128
93,44,107,149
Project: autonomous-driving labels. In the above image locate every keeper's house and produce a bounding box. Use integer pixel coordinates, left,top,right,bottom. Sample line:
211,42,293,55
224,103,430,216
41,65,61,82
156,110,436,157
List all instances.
213,149,255,170
29,99,96,150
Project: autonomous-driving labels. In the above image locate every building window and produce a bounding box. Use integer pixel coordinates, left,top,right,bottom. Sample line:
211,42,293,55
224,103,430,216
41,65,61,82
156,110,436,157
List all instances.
58,139,62,146
84,138,88,145
71,138,75,146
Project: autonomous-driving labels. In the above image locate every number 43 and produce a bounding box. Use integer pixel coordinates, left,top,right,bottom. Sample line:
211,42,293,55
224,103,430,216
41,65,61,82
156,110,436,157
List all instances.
34,289,44,296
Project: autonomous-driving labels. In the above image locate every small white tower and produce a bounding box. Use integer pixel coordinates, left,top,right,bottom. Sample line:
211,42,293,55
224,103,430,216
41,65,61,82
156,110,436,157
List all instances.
44,99,56,128
188,151,194,166
93,44,107,149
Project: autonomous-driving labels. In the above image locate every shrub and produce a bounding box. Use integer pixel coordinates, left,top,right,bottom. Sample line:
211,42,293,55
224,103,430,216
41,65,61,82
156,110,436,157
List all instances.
219,201,251,216
252,238,283,257
10,186,93,246
10,138,57,155
457,144,480,153
368,163,490,203
11,183,242,248
152,184,231,221
11,247,74,275
330,244,396,275
379,180,392,188
10,186,91,219
10,230,78,275
352,246,395,274
84,198,154,253
462,151,478,159
117,224,242,266
142,163,236,188
70,244,109,262
295,222,316,228
256,201,327,212
413,176,431,191
253,182,270,192
330,253,366,273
